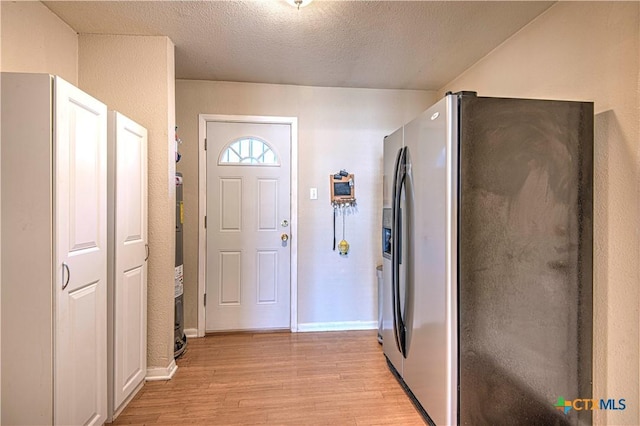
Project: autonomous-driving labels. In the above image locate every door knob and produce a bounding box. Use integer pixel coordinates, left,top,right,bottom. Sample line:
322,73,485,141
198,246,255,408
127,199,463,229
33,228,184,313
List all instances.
281,233,289,242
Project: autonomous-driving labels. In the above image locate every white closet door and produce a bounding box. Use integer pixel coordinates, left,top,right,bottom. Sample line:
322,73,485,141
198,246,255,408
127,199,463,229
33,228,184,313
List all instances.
54,76,108,426
112,112,148,411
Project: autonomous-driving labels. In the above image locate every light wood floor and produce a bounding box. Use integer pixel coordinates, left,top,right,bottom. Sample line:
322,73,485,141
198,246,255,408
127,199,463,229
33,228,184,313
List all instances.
112,330,426,425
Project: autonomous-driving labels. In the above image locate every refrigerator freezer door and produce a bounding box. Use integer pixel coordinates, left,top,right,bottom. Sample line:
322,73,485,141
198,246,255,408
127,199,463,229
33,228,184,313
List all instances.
401,95,458,426
382,127,404,376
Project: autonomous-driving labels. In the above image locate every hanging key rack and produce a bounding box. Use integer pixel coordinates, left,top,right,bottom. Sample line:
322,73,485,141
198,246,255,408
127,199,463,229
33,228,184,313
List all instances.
331,170,356,255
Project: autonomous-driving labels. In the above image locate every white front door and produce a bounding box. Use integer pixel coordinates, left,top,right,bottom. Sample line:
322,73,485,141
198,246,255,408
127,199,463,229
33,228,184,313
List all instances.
205,120,291,331
54,76,107,426
109,112,148,414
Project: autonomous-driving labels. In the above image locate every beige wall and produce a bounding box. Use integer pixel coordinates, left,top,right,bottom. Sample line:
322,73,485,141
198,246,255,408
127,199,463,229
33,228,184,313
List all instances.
441,2,640,424
0,1,78,84
4,2,638,419
0,0,177,379
176,80,435,330
78,34,176,373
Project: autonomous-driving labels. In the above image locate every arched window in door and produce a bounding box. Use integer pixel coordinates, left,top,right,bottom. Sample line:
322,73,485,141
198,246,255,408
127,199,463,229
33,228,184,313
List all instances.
218,137,279,166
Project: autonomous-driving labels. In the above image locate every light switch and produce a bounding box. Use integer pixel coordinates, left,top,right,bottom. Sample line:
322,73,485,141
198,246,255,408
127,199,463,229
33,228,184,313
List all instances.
310,187,318,200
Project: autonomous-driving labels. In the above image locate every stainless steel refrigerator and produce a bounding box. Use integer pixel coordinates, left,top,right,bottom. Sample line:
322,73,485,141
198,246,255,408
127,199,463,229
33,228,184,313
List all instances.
382,92,593,425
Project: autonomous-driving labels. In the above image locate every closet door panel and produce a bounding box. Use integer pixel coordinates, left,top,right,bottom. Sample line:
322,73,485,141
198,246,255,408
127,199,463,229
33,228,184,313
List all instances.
111,112,148,413
54,76,107,426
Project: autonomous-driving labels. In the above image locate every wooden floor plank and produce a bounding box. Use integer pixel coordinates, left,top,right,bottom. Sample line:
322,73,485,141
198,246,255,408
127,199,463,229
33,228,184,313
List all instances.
111,330,425,425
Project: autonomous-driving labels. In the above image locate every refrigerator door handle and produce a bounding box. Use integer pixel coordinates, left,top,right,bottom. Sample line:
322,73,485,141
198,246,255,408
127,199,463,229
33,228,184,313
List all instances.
398,148,416,358
392,147,407,357
397,155,409,357
391,147,403,354
399,151,413,358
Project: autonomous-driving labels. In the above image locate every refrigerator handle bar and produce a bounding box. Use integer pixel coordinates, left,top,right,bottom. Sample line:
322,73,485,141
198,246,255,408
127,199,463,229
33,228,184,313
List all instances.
399,154,413,358
398,154,410,358
392,147,407,357
391,147,403,355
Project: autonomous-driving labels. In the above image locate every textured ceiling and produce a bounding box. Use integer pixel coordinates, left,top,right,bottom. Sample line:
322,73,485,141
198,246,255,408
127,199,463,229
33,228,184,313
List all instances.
44,1,554,90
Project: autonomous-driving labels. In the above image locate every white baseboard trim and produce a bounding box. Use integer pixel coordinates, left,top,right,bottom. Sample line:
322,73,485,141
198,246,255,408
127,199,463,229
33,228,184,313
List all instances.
145,359,178,382
184,328,198,338
297,321,377,332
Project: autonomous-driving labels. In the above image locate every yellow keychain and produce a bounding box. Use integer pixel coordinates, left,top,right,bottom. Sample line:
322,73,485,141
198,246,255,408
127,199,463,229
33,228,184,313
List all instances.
338,239,349,256
338,209,349,256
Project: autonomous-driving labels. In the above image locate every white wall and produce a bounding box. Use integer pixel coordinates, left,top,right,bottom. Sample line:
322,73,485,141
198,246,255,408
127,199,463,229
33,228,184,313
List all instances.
0,1,78,84
176,80,435,330
78,34,177,375
440,2,640,424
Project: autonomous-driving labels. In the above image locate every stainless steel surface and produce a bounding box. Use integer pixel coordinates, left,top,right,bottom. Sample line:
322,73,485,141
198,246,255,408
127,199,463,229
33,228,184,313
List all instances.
444,95,459,424
382,127,404,376
400,96,452,425
376,265,384,344
382,93,593,426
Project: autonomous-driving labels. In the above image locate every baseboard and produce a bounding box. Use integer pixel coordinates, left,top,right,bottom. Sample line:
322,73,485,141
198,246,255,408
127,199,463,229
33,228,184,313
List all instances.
145,359,178,381
184,328,198,338
297,320,377,332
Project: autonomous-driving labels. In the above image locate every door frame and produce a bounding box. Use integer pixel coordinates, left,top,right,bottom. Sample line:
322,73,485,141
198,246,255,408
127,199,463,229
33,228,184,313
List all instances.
197,114,298,336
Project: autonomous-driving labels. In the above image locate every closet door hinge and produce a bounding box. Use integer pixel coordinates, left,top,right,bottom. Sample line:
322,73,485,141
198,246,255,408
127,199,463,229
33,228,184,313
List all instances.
204,216,207,228
204,138,207,150
204,293,207,306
